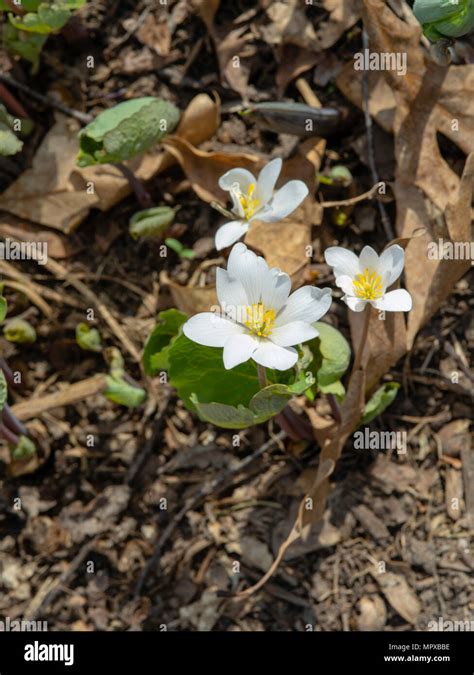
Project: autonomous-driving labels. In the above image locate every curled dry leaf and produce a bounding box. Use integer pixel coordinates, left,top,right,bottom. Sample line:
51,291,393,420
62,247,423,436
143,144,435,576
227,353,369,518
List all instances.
355,595,387,631
260,0,318,49
160,270,217,315
337,0,474,386
0,94,220,233
0,215,80,259
371,570,421,625
314,0,361,51
162,135,260,204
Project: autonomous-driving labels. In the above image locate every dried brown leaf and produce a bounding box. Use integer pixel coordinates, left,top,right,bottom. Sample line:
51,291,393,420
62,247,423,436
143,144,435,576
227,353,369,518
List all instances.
0,94,220,233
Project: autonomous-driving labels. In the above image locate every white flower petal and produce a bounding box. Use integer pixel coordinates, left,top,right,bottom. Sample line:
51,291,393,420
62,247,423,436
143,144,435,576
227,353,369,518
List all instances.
334,274,356,296
218,168,256,193
227,243,269,305
215,220,249,250
324,247,360,278
270,321,318,347
183,313,243,347
252,342,298,370
372,289,413,312
359,245,379,272
223,334,258,369
216,268,249,310
343,296,367,312
256,158,282,205
260,268,291,312
378,244,405,287
257,180,309,222
275,286,332,326
229,189,245,218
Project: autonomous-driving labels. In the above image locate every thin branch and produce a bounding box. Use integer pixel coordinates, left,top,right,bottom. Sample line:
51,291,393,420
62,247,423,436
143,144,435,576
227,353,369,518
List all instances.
0,73,93,125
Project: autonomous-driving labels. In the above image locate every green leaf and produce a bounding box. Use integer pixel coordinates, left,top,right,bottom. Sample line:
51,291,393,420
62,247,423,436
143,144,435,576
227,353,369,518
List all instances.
143,309,187,375
0,294,6,323
11,434,37,460
77,98,180,167
129,206,175,240
9,4,70,34
104,375,147,408
75,322,102,353
413,0,474,40
308,321,351,388
165,237,195,259
0,105,23,156
319,380,345,398
191,380,310,430
4,318,36,343
360,382,400,426
0,369,7,412
168,334,263,411
3,22,47,71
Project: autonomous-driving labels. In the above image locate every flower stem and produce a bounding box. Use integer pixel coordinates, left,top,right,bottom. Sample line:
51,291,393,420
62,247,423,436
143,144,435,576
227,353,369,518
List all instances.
257,364,268,388
115,163,153,209
352,304,371,372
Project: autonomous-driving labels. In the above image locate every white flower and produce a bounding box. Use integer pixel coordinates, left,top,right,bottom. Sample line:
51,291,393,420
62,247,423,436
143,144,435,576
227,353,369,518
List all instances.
324,244,413,312
183,243,332,371
215,158,309,250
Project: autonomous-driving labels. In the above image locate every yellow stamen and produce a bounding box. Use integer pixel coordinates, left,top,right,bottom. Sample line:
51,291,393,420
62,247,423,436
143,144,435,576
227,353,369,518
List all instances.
353,268,384,300
239,183,260,220
244,303,276,337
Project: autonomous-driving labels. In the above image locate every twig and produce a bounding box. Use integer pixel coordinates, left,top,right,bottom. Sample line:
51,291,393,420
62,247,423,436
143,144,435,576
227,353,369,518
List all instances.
0,73,93,124
25,538,98,621
134,430,286,597
106,2,153,54
0,83,29,118
115,162,153,209
126,395,171,484
444,342,474,384
361,28,394,241
11,374,107,421
320,182,385,208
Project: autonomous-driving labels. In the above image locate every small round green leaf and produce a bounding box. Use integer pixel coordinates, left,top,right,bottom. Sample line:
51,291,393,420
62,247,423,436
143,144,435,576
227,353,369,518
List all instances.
129,207,175,240
105,375,146,408
360,382,400,426
75,323,102,353
4,318,36,344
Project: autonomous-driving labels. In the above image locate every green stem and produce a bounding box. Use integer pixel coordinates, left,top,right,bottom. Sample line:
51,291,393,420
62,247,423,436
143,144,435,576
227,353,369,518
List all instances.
257,364,268,389
352,304,371,373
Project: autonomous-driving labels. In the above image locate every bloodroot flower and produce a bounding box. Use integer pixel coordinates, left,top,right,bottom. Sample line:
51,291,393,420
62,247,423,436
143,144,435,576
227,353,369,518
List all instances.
215,158,309,250
324,245,413,312
183,243,332,370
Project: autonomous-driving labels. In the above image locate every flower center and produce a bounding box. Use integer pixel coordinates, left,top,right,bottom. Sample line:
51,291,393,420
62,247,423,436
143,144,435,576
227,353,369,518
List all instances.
353,268,384,300
244,303,276,337
239,183,260,220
